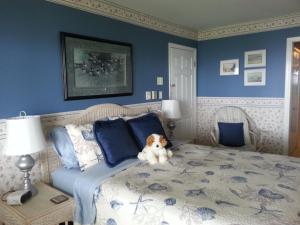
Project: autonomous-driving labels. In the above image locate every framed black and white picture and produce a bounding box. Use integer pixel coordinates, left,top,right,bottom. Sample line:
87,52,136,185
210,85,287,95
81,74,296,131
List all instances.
61,32,133,100
244,68,266,86
220,59,239,76
244,49,266,68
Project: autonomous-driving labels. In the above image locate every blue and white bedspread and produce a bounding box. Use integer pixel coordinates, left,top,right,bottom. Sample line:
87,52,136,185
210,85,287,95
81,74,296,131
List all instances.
94,144,300,225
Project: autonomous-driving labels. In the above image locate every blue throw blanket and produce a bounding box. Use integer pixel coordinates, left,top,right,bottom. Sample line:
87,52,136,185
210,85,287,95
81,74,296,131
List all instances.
73,159,138,225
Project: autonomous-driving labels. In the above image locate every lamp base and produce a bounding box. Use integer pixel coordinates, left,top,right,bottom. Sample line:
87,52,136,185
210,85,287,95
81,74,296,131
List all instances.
167,120,176,139
15,154,38,196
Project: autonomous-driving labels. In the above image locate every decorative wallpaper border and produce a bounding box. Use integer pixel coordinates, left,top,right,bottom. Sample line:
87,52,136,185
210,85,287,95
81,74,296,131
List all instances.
198,12,300,40
197,97,284,108
46,0,198,40
47,0,300,41
196,97,285,155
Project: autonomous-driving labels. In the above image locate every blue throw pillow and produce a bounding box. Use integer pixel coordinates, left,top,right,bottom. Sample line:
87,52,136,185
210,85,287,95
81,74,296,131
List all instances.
93,118,140,167
218,122,245,147
49,127,80,169
126,113,172,149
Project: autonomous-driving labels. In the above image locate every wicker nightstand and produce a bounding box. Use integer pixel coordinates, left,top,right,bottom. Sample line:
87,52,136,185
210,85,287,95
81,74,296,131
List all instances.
0,183,74,225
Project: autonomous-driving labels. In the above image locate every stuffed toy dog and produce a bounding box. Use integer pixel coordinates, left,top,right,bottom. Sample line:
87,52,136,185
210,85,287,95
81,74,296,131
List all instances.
138,134,173,164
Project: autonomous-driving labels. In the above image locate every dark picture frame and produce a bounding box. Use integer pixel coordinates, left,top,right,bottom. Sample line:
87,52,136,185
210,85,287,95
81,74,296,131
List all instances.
61,32,133,100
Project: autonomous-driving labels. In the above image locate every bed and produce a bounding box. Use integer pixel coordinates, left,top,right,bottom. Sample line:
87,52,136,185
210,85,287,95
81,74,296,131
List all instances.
44,104,300,225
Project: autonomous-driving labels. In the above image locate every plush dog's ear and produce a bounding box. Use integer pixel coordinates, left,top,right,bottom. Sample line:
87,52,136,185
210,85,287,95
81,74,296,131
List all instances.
146,135,155,147
159,135,167,147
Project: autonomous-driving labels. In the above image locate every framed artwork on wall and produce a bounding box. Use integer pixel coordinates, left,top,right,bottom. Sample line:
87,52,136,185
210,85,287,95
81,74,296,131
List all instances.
244,68,266,86
244,49,266,68
220,59,239,76
61,32,133,100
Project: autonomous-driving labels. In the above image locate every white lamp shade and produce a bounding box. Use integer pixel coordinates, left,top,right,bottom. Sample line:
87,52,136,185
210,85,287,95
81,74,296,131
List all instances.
4,115,46,156
161,100,182,119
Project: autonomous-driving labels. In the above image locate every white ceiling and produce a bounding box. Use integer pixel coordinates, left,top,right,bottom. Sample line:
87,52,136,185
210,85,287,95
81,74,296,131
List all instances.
107,0,300,30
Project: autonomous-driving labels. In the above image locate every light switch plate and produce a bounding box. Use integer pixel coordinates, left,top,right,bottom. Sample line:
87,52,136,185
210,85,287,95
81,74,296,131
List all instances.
158,91,163,99
145,91,151,100
151,91,157,100
157,77,163,85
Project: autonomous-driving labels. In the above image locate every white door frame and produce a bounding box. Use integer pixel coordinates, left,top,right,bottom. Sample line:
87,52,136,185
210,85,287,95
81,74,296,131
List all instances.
283,36,300,153
168,43,197,138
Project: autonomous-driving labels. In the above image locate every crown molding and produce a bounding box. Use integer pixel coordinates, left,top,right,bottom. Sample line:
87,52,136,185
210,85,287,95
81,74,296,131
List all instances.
198,12,300,40
46,0,198,40
46,0,300,41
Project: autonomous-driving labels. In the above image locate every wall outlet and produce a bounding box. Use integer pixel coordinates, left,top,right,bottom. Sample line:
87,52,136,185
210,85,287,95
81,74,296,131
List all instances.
145,91,151,100
157,77,163,85
151,91,157,100
158,91,163,99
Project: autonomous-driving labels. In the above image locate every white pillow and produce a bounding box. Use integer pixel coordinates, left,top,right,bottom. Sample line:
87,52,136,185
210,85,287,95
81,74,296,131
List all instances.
65,124,103,171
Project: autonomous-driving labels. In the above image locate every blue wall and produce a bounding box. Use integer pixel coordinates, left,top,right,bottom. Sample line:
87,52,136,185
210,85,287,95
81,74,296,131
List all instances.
198,26,300,97
2,0,300,119
0,0,196,119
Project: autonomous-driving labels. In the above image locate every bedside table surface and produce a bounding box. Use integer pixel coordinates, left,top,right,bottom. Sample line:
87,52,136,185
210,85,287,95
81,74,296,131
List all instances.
0,183,73,223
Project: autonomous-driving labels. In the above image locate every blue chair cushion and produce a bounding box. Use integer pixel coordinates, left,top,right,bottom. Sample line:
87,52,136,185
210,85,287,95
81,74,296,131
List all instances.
218,122,245,147
93,118,140,167
126,113,172,150
49,127,80,169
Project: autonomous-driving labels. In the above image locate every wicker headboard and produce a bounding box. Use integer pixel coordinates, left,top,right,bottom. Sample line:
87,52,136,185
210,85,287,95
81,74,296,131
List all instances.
40,103,156,184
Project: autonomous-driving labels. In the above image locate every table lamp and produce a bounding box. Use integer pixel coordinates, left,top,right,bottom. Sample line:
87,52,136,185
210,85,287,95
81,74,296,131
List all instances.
161,100,181,139
4,112,46,196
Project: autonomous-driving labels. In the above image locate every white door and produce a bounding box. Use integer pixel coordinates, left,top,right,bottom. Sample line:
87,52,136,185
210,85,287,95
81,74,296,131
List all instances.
168,43,197,140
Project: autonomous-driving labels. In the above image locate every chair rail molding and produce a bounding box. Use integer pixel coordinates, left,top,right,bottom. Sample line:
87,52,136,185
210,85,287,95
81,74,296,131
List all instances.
46,0,198,40
198,12,300,40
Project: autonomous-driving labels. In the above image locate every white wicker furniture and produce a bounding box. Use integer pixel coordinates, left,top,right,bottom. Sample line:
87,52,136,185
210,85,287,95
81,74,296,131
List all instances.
0,183,74,225
210,106,262,151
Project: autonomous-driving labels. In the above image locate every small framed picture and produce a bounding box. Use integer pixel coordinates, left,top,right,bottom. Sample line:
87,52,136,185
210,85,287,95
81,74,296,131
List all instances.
244,69,266,86
244,49,266,68
220,59,239,76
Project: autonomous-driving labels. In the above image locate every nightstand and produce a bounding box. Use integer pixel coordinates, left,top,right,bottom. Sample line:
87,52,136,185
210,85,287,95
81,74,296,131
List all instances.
171,138,194,147
0,183,74,225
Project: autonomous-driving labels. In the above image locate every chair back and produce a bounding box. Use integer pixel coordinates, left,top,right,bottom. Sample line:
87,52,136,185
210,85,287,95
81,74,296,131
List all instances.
212,106,258,147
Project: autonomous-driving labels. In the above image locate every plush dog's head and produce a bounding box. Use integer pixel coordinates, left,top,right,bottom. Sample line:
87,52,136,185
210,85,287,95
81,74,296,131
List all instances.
146,134,167,150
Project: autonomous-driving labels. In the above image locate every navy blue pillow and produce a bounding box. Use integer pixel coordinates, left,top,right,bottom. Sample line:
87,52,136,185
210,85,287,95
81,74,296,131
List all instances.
126,113,172,149
93,118,140,167
218,122,245,147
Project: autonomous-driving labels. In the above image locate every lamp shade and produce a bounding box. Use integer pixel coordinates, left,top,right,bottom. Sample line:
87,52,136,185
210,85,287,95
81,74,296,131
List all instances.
4,115,46,156
161,100,182,119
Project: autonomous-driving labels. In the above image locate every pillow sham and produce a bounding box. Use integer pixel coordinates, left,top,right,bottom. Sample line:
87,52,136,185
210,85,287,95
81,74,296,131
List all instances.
66,124,103,171
218,122,245,147
49,127,80,169
93,118,140,167
126,113,172,150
